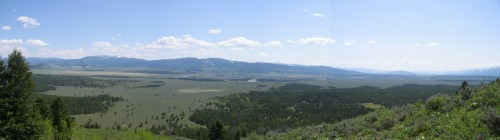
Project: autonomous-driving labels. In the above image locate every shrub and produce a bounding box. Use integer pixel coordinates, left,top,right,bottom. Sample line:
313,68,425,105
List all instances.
410,118,428,137
483,108,500,136
426,94,449,112
380,118,395,130
329,121,356,138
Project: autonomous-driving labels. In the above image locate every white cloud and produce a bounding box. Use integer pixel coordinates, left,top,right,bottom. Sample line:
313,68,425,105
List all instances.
313,13,325,18
0,39,49,47
425,42,440,47
182,35,217,47
143,36,268,49
93,41,112,47
16,16,40,28
217,37,261,47
297,37,336,45
264,41,282,47
0,39,25,55
344,40,356,46
0,39,24,46
368,40,379,44
1,26,11,31
415,42,440,47
0,46,26,55
26,39,49,46
208,29,222,34
229,48,245,52
147,36,190,49
257,52,271,57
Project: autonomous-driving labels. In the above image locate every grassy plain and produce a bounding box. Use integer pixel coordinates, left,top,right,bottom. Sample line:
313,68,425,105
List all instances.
39,76,280,129
33,70,496,130
72,127,173,140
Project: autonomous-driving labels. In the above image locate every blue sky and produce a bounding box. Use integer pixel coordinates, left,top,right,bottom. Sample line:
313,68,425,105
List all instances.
1,0,499,71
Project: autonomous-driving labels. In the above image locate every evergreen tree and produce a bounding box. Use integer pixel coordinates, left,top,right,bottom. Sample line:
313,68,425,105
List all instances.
0,50,43,139
460,81,472,100
35,96,50,119
209,120,224,140
461,81,468,90
51,97,73,140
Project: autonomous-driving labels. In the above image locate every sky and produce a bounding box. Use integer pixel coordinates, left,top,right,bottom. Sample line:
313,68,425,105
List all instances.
1,0,500,72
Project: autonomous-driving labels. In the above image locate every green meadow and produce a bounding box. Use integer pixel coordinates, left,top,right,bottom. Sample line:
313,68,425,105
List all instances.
33,70,493,132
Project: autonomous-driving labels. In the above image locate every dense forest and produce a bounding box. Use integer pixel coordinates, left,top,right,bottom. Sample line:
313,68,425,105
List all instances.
33,74,137,92
140,83,457,139
187,83,458,136
30,93,123,115
249,80,500,139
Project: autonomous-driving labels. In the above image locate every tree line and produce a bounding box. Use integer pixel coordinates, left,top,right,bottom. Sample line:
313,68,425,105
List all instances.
31,93,123,115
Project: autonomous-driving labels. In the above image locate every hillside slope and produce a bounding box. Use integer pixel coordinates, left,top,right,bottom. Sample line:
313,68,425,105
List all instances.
248,79,500,139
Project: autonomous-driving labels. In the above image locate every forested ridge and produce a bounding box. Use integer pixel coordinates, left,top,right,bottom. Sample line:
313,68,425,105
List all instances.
187,83,458,136
249,80,500,139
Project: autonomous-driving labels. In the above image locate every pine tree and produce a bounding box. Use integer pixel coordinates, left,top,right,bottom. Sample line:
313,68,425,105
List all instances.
51,97,73,140
0,50,43,139
461,81,468,90
35,96,50,119
460,81,472,100
209,121,225,140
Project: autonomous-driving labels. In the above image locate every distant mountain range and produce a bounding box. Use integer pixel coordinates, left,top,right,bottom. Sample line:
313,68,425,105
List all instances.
345,68,416,75
25,56,500,76
27,56,363,76
453,67,500,76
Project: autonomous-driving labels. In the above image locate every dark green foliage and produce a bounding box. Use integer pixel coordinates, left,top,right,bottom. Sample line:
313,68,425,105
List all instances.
483,108,500,136
425,94,449,112
176,77,224,82
34,96,50,119
132,81,165,88
209,121,224,140
0,50,43,139
51,97,74,140
190,83,457,134
32,74,139,92
83,119,101,129
31,93,123,115
461,81,468,90
459,81,473,100
330,121,356,138
253,80,500,139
